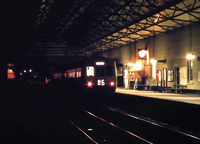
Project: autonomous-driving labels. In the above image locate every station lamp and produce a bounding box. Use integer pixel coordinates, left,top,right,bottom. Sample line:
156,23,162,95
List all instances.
186,54,195,60
150,59,157,64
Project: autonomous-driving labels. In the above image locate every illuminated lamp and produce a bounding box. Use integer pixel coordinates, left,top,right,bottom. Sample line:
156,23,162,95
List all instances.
128,62,133,66
110,81,115,87
186,54,195,60
87,81,93,88
150,59,157,64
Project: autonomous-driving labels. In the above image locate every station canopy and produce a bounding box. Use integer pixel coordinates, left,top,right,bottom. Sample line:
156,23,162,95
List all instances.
4,0,200,58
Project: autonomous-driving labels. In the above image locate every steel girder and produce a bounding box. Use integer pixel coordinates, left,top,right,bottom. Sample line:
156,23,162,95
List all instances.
30,0,200,56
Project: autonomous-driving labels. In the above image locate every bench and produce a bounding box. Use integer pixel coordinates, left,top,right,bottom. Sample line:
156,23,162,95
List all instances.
134,85,150,90
173,84,187,93
150,86,171,92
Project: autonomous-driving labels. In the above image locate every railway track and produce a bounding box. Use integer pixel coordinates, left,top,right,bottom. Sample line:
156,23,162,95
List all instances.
67,103,200,144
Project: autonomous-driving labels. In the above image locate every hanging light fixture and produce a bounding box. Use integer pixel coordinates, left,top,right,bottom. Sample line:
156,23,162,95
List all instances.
186,53,195,60
186,15,195,60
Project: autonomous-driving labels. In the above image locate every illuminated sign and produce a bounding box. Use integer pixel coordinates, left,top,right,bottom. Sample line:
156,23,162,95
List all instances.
97,79,105,86
157,70,162,82
96,62,105,65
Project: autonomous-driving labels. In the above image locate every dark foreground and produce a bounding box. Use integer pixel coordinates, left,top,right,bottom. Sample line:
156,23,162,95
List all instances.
1,84,200,144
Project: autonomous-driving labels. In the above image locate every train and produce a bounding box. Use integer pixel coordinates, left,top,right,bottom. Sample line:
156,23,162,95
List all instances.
50,57,117,95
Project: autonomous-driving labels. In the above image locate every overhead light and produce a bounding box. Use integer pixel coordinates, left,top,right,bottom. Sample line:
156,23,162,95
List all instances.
186,54,195,60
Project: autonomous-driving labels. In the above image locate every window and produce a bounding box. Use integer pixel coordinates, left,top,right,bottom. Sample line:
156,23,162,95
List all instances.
96,67,105,77
106,66,113,76
86,66,94,77
68,69,75,78
64,70,68,78
187,61,193,82
76,68,81,78
53,72,62,79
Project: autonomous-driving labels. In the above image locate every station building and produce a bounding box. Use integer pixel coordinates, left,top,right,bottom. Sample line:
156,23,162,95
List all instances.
102,23,200,91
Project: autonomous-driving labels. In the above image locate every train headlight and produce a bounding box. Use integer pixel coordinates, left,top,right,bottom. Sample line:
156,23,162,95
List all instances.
87,81,93,88
110,81,115,87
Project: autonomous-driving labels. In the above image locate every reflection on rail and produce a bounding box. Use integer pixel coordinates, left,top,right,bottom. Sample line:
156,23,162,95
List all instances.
81,109,153,144
104,105,200,141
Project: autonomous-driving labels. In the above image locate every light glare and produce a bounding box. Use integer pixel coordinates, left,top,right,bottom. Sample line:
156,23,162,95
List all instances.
133,62,142,70
96,62,105,65
139,50,146,58
186,54,195,60
110,81,115,87
151,59,157,64
128,62,133,66
87,81,93,87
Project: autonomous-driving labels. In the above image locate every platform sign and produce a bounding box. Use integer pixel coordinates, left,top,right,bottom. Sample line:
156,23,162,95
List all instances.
157,70,161,82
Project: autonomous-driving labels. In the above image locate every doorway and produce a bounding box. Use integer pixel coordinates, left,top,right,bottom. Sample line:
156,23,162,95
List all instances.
175,67,180,85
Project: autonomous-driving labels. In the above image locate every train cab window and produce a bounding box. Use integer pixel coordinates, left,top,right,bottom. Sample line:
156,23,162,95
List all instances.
86,66,94,77
106,66,113,76
96,67,105,77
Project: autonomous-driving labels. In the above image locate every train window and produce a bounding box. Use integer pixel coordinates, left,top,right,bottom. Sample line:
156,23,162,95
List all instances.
96,67,105,77
68,69,75,78
86,66,94,77
53,72,62,79
76,68,81,78
64,70,68,78
106,66,113,76
7,68,15,79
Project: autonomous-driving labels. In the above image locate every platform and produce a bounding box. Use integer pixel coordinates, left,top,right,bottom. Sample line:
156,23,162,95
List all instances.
116,88,200,105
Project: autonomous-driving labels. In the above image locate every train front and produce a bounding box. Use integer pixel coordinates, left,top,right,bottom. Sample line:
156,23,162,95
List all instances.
85,58,117,95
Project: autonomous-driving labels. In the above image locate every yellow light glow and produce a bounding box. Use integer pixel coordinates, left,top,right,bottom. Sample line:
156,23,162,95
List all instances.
186,54,195,60
128,62,133,66
150,59,157,64
139,50,146,58
133,62,142,70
